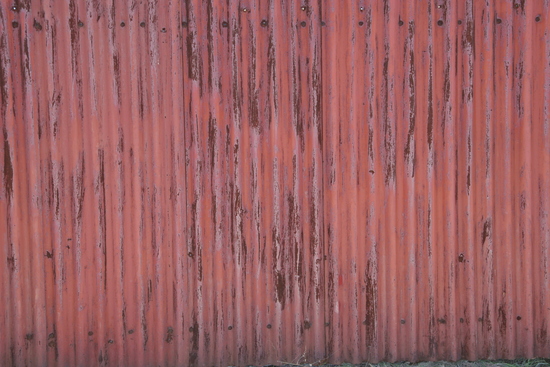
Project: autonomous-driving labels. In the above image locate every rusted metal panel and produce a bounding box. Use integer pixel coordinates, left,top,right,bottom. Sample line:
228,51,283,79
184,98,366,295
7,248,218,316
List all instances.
0,0,549,366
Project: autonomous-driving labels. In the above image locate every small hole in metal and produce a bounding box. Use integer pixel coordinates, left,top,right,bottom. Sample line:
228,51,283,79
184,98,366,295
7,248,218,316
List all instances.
78,20,84,27
88,331,93,336
261,20,268,27
12,21,19,28
458,20,463,25
228,325,233,330
34,21,43,31
128,329,134,334
399,20,404,26
267,324,272,329
496,18,502,24
140,22,146,27
400,319,406,324
437,20,444,26
108,339,114,344
517,316,522,320
120,22,125,27
359,21,364,26
535,16,541,22
222,21,229,28
300,21,306,27
161,28,167,33
321,21,326,26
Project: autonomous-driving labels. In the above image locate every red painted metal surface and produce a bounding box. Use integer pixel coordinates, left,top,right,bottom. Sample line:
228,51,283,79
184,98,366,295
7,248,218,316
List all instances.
0,0,549,366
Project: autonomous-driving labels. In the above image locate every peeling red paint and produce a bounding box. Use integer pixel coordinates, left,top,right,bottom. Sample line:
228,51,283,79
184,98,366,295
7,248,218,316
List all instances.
1,1,550,366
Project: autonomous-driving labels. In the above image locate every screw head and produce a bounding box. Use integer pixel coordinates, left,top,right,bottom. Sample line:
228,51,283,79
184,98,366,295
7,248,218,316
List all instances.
300,21,306,27
228,325,233,330
261,20,268,27
535,16,541,22
301,6,306,11
360,6,365,11
11,5,17,11
242,7,248,12
437,19,444,26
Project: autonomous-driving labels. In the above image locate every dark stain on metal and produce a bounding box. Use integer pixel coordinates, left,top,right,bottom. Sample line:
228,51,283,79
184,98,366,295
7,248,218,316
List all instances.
11,20,18,28
458,20,462,25
33,19,43,31
496,18,502,24
535,16,541,22
517,316,522,321
458,253,465,262
482,217,492,245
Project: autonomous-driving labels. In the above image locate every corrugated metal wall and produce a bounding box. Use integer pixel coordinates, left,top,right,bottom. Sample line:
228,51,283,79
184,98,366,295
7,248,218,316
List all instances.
0,0,549,366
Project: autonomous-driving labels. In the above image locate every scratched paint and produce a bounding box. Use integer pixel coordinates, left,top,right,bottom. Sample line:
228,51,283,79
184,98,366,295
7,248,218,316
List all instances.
0,1,549,366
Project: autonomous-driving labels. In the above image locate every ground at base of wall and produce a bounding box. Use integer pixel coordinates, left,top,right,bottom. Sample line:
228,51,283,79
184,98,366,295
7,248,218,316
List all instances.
263,358,550,367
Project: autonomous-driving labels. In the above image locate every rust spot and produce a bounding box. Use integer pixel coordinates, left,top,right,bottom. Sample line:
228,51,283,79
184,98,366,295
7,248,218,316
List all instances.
3,128,13,200
482,218,492,245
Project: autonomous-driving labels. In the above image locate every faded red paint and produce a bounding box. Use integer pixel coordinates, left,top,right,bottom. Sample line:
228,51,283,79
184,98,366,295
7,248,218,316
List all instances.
1,0,549,366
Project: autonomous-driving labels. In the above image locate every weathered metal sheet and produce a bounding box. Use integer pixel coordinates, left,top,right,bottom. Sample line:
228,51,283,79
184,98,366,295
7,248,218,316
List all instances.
0,0,549,366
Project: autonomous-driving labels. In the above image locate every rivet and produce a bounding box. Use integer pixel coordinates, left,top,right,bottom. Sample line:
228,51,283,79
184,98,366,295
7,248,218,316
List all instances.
437,19,444,26
128,329,134,334
88,331,94,336
161,28,167,33
458,20,463,25
400,319,406,324
359,21,364,26
261,20,268,27
399,20,404,26
300,21,306,27
228,325,233,330
108,339,114,344
78,20,84,27
140,22,146,27
222,21,229,28
535,16,541,22
267,324,272,329
301,6,306,11
120,21,125,27
12,21,19,28
496,18,502,24
517,316,522,320
182,21,188,27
